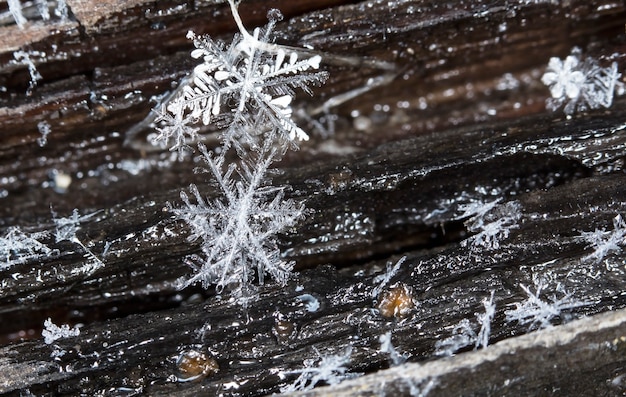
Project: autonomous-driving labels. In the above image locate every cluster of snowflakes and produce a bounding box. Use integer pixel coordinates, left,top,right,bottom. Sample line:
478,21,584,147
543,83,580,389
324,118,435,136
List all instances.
145,0,329,307
3,2,626,395
541,46,624,116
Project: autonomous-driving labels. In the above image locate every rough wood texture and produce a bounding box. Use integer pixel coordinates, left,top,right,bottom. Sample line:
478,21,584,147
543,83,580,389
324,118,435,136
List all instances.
1,0,626,396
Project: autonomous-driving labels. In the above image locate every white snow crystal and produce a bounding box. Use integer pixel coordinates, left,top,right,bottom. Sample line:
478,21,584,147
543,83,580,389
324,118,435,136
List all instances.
42,318,80,344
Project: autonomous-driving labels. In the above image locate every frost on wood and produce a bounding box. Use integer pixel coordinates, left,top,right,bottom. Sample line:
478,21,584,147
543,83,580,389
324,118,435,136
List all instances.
42,318,80,345
434,291,495,356
458,199,521,250
541,47,625,115
169,143,305,303
577,214,626,264
0,227,51,269
152,0,328,157
505,278,589,331
280,347,358,392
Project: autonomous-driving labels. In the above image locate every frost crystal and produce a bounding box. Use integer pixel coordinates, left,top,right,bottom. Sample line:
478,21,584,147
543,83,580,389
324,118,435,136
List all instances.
280,347,358,392
458,199,521,250
505,278,589,331
42,318,80,344
577,214,626,264
13,50,43,95
170,143,304,302
53,209,105,274
152,0,328,156
0,227,51,269
8,0,26,28
541,47,624,115
379,331,407,366
434,291,495,356
37,120,51,147
434,319,476,356
372,256,406,298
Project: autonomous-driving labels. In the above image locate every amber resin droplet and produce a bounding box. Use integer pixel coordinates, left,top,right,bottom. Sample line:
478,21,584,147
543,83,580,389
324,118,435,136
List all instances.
177,350,219,381
377,283,415,318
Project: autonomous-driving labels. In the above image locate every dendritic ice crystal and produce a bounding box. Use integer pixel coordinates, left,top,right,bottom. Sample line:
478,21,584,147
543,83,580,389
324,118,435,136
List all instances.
150,1,328,157
458,199,522,250
541,47,624,115
169,144,305,302
505,278,588,331
280,347,358,392
577,214,626,264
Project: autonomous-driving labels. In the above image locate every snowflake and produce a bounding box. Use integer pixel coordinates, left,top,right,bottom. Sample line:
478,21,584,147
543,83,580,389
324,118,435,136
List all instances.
541,47,624,115
280,347,358,392
577,214,626,264
42,318,80,345
0,227,52,269
504,278,589,331
169,143,305,303
148,103,199,157
458,199,521,250
152,0,328,155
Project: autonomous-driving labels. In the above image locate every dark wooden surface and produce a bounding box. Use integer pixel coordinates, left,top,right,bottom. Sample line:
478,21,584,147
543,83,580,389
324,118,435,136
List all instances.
1,0,626,395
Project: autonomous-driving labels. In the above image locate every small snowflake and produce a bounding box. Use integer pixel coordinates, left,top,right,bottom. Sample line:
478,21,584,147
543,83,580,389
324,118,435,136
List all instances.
577,214,626,264
541,55,586,100
458,199,521,250
505,278,588,331
149,102,199,158
280,347,358,392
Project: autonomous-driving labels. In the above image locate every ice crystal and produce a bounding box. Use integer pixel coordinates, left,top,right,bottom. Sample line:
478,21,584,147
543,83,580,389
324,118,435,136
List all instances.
542,47,624,115
8,0,26,28
280,347,358,392
434,319,476,356
379,331,407,366
435,291,495,356
13,50,43,95
148,103,199,157
152,0,328,156
505,278,589,331
53,209,105,274
475,291,496,349
37,120,51,147
458,199,521,250
42,318,80,344
0,227,51,269
577,214,626,264
169,143,304,302
372,256,406,298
